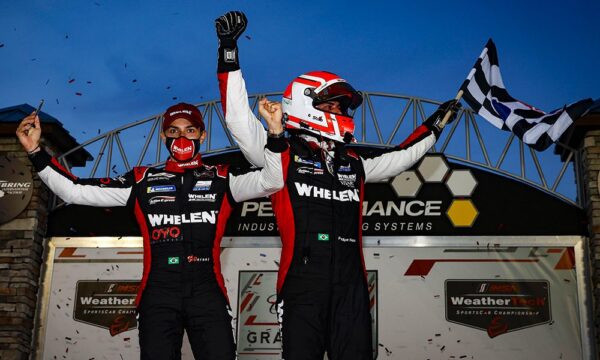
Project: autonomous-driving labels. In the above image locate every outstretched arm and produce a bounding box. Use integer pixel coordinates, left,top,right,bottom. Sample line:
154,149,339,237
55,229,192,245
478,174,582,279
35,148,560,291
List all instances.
229,98,288,202
17,113,133,207
362,100,461,182
216,11,268,168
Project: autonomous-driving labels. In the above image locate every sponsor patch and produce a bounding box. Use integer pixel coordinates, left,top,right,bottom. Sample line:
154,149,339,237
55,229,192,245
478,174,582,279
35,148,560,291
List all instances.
188,193,217,202
338,164,352,173
193,180,212,191
147,185,176,193
296,166,324,175
187,255,210,263
294,155,322,169
317,233,330,241
337,173,357,187
193,169,215,179
167,257,180,265
147,172,177,182
148,196,176,205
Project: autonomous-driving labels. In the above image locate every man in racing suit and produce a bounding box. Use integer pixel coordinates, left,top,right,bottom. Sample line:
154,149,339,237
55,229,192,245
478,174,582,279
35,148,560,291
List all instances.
215,11,461,360
16,102,289,359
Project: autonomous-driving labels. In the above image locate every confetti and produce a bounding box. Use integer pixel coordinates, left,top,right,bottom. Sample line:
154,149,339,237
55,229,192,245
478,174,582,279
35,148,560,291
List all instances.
260,253,266,257
0,43,4,48
87,81,92,84
172,97,178,100
75,92,82,96
45,79,50,85
132,79,137,83
56,98,60,104
440,345,446,351
65,34,69,39
68,79,75,83
166,86,171,90
245,35,251,40
31,58,37,61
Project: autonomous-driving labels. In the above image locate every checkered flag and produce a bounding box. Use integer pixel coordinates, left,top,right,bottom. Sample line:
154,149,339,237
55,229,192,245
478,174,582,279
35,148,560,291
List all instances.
459,39,593,151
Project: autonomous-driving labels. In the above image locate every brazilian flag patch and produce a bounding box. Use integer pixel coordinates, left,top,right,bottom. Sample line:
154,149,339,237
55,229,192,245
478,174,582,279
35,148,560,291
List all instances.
168,257,180,265
317,233,330,241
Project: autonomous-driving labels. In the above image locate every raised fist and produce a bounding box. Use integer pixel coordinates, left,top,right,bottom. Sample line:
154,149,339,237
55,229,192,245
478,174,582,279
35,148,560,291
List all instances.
215,11,247,42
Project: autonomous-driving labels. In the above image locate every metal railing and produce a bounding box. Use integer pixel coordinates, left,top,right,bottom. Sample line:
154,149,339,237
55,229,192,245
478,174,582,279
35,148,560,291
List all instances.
55,92,580,208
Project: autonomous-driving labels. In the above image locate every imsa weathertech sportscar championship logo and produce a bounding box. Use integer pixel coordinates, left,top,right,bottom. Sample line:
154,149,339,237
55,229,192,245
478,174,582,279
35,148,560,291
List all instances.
445,280,551,338
73,280,139,336
236,271,378,359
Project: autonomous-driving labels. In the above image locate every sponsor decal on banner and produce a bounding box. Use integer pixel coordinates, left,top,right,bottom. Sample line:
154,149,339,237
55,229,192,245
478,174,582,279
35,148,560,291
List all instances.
445,279,551,338
236,271,378,359
73,280,139,336
0,156,33,224
147,185,176,193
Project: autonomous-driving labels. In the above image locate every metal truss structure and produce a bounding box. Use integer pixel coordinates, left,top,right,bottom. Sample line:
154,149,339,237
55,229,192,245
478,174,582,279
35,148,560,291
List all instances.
55,92,581,208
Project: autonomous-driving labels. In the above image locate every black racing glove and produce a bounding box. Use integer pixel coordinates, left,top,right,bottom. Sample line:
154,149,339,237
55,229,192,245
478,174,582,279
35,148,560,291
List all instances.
215,11,247,72
424,99,462,137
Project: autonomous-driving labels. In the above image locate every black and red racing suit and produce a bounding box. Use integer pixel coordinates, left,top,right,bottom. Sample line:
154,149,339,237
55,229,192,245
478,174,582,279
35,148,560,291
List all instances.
218,68,439,359
29,137,288,360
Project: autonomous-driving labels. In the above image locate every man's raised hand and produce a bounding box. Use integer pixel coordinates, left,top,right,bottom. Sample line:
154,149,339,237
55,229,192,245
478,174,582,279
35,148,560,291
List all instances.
16,112,42,153
215,11,247,42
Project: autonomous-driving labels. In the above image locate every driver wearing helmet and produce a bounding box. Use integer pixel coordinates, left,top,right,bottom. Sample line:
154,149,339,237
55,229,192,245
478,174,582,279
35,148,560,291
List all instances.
215,11,461,360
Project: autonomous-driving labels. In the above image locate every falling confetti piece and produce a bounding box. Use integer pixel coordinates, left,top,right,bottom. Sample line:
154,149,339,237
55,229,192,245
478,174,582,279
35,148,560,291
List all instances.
440,346,446,351
45,79,50,85
56,98,60,104
31,58,37,61
87,81,92,84
172,97,178,100
245,35,251,40
65,34,69,39
68,79,75,83
0,44,4,48
260,253,266,257
132,79,137,83
98,129,101,134
75,92,82,96
94,1,101,5
65,337,71,340
124,63,127,68
166,86,171,90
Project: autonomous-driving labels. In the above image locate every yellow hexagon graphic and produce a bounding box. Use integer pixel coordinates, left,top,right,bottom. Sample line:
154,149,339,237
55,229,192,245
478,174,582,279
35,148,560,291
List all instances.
446,199,478,227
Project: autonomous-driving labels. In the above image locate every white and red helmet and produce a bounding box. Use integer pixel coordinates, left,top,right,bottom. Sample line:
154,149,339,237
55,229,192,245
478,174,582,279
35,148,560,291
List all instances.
282,71,363,143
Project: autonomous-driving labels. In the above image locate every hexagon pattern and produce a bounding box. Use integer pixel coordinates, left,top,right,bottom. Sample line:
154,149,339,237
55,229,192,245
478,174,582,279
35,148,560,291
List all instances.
446,199,479,227
417,155,449,183
446,169,478,197
390,171,422,198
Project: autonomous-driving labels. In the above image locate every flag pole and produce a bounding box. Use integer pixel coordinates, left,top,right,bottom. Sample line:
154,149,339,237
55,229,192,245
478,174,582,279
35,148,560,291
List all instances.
439,90,464,128
438,41,491,128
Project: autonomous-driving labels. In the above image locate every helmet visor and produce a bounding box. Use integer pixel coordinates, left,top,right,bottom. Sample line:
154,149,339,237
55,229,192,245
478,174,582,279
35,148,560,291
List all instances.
312,82,363,117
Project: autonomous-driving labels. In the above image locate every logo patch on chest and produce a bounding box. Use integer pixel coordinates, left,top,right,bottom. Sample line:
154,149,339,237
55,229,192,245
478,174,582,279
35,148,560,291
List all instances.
147,185,176,193
294,155,322,169
337,173,357,188
193,180,212,191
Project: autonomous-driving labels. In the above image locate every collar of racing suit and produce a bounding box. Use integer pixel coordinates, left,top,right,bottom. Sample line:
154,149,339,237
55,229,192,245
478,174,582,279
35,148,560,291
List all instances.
298,133,335,155
164,153,203,173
